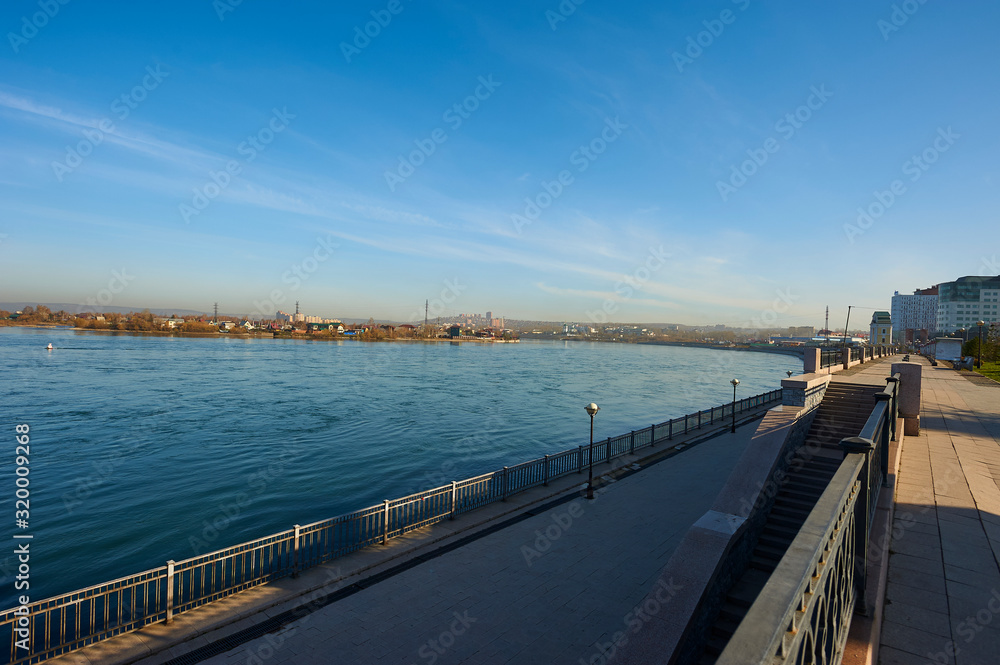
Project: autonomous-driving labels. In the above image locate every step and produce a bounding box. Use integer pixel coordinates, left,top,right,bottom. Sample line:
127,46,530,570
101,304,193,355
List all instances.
749,554,778,573
757,529,795,547
761,523,800,541
727,568,771,607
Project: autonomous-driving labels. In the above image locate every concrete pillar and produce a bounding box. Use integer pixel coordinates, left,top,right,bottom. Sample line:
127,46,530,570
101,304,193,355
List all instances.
842,347,850,370
891,361,922,436
804,348,820,373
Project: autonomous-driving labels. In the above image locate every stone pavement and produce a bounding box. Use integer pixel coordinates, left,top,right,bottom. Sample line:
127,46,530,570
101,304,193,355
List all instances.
146,415,763,665
876,359,1000,665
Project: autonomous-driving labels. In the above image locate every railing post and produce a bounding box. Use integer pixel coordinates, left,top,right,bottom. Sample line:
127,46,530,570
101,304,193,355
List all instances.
502,466,509,501
840,436,874,616
697,410,702,429
543,455,549,486
578,445,584,473
650,423,655,447
668,419,672,440
165,560,175,623
684,414,688,435
292,524,301,577
885,375,900,442
630,430,636,455
382,499,390,545
875,394,892,484
450,481,457,519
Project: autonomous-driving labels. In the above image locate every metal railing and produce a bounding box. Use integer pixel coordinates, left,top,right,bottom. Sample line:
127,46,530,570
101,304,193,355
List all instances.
820,348,840,368
718,375,898,665
1,389,783,664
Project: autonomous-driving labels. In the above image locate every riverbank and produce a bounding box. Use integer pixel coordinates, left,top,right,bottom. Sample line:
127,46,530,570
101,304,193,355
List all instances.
640,340,805,357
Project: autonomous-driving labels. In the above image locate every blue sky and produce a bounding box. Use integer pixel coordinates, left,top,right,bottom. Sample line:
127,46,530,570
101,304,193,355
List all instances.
1,0,998,326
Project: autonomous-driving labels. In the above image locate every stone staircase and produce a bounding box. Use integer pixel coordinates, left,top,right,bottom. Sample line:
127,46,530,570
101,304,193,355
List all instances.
697,382,882,663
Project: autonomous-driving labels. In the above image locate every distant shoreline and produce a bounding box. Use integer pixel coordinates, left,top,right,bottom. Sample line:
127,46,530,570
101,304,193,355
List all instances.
1,325,521,343
640,340,805,357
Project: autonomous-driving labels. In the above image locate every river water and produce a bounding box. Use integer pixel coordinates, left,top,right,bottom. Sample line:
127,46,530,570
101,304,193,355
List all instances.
0,327,798,607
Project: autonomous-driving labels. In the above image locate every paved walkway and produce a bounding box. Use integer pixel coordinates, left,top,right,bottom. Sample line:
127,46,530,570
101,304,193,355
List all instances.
134,416,762,665
877,359,1000,665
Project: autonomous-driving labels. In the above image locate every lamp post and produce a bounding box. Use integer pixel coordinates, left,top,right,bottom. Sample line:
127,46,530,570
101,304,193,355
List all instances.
786,370,794,378
730,378,740,433
584,403,599,500
977,320,985,369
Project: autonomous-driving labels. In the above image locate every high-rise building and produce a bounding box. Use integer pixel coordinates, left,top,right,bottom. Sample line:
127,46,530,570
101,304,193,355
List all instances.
935,275,1000,333
891,286,938,342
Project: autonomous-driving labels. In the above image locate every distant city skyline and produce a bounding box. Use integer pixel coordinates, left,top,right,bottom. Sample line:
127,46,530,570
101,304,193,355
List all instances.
2,2,999,326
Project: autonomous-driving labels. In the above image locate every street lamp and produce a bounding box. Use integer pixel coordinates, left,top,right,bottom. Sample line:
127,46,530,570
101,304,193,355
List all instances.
730,378,740,433
977,320,985,369
786,370,794,378
584,402,599,500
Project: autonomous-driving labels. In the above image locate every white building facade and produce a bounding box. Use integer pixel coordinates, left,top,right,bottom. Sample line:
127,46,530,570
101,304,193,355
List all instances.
935,276,1000,334
891,288,938,341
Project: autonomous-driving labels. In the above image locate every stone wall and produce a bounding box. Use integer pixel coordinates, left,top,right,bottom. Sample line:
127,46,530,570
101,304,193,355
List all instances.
619,401,822,665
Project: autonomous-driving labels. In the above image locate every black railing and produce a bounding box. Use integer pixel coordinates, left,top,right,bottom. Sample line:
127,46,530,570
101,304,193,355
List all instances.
0,389,784,664
719,374,899,665
820,348,840,368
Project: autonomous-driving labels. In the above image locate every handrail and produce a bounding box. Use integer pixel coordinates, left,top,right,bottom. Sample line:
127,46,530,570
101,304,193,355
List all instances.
717,456,864,664
0,388,783,664
717,374,899,665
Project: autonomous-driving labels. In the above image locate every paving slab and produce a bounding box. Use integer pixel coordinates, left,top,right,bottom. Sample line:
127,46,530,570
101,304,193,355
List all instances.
877,359,1000,665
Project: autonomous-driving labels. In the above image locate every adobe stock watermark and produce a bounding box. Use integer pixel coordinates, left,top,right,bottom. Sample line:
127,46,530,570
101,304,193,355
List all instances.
716,84,833,202
926,588,1000,664
746,287,798,329
249,234,339,320
7,0,70,54
414,610,477,664
340,0,412,63
188,443,300,555
408,277,466,324
579,576,683,665
511,117,628,235
546,0,586,30
52,63,169,182
521,499,585,566
74,268,135,313
240,565,344,665
983,255,1000,274
213,0,244,21
179,107,295,223
843,126,958,244
384,75,502,192
421,412,505,488
586,245,670,324
877,0,929,42
672,0,751,72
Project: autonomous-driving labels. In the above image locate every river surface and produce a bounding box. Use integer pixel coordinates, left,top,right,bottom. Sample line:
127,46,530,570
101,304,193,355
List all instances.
0,327,798,607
